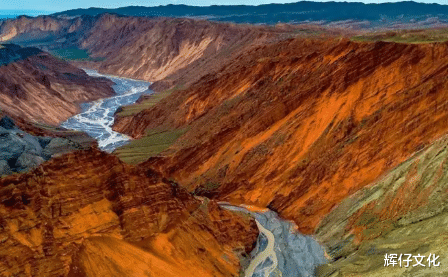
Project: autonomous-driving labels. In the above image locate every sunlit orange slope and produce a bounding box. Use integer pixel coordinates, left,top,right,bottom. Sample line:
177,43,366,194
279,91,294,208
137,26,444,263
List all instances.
0,148,257,276
116,37,448,234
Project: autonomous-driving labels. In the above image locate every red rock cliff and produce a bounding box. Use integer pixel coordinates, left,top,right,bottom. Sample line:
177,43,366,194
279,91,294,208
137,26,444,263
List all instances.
115,38,448,234
0,148,258,276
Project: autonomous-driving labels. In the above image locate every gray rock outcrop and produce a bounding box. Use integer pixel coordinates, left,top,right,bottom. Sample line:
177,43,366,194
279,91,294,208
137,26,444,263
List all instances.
0,160,12,176
15,152,45,172
0,116,84,176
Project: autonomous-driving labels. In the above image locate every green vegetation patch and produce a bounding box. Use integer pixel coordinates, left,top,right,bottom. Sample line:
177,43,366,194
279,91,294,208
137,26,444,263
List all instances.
317,210,448,277
113,85,188,164
193,182,221,196
50,47,104,61
114,128,187,164
8,31,57,48
352,28,448,44
116,84,184,117
116,90,172,117
316,134,448,276
51,48,89,60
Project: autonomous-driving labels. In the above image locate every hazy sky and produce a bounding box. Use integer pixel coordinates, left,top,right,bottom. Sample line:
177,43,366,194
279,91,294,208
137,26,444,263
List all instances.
0,0,446,13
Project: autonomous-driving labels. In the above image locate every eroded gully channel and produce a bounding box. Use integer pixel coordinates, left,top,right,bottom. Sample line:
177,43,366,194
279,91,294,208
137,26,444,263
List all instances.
61,71,329,277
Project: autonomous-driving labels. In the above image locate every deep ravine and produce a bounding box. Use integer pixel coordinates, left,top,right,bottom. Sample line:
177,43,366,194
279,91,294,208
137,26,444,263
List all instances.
61,71,328,277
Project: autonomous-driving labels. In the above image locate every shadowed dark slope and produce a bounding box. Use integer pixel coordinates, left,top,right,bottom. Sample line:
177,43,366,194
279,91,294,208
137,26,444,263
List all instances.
0,44,114,125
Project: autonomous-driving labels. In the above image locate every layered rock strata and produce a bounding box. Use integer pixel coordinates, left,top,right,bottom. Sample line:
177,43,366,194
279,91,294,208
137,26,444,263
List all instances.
0,148,258,276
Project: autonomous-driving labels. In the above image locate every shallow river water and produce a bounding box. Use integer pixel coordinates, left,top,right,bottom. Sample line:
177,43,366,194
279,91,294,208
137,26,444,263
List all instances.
221,204,328,277
61,70,152,152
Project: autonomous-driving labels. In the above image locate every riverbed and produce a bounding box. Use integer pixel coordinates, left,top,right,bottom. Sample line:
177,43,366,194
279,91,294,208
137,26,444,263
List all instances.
61,70,152,152
221,204,328,277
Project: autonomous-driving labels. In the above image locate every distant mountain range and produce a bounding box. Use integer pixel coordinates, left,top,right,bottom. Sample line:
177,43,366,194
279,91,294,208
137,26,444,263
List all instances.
52,1,448,26
0,10,52,19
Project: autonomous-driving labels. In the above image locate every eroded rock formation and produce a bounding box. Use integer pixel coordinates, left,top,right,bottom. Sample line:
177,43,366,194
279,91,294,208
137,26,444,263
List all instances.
0,14,343,93
114,38,448,235
0,148,258,276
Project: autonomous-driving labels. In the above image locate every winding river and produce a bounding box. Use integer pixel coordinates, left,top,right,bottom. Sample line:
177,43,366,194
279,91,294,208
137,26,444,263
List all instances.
220,204,328,277
62,71,328,277
61,70,152,152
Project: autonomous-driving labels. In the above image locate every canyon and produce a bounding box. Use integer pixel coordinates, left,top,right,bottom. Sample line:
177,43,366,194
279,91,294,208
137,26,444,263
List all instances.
0,13,348,93
3,7,448,276
113,37,448,237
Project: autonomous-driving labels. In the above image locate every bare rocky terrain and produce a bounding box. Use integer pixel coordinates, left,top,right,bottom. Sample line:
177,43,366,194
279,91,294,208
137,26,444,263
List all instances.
0,148,258,276
3,6,448,276
0,43,114,125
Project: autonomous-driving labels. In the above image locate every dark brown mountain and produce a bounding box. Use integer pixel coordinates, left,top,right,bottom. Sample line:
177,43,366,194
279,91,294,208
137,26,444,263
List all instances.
0,14,350,93
0,43,114,125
